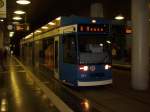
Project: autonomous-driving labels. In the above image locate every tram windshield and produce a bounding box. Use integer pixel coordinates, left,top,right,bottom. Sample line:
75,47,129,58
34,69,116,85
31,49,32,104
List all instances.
78,35,111,64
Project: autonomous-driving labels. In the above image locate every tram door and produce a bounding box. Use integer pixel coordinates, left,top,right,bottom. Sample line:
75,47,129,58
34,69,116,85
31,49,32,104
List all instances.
54,36,59,79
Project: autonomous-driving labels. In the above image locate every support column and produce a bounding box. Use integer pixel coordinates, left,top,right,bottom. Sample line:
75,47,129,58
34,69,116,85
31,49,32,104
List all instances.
131,0,149,90
0,29,4,48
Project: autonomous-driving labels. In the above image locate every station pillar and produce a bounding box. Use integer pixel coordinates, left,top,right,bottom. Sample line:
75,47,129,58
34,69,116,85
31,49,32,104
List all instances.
0,29,4,48
131,0,149,90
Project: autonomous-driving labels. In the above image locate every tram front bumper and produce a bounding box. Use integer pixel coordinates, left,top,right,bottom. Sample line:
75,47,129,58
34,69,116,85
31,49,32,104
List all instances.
77,79,112,86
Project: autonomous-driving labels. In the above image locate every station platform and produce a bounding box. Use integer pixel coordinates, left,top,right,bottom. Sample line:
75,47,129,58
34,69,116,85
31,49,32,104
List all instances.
0,56,150,112
0,56,59,112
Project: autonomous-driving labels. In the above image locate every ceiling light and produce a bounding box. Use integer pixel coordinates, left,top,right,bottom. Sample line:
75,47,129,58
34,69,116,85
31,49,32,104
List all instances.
13,16,22,20
16,0,31,5
48,22,56,25
92,19,96,23
14,10,26,15
35,30,42,33
41,26,48,29
114,14,124,20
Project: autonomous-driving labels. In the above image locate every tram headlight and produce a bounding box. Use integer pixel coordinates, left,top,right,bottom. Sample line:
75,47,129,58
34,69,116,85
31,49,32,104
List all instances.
79,65,89,72
105,64,111,70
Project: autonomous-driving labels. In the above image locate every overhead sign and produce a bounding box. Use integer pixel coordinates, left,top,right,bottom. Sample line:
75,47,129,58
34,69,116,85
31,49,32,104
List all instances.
15,23,30,31
125,26,132,34
0,0,6,18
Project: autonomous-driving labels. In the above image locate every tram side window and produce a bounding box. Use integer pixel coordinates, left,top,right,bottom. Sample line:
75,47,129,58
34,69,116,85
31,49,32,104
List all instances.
63,35,77,63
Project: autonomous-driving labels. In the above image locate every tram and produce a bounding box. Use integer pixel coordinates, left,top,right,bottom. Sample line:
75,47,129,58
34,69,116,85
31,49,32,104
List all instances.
20,16,112,86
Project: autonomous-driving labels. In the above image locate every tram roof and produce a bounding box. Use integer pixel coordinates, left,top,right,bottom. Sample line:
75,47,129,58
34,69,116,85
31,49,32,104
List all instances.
23,16,111,40
60,16,111,26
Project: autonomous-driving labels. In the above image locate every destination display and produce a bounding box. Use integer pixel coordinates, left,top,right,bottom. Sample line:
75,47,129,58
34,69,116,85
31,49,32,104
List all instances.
78,24,110,33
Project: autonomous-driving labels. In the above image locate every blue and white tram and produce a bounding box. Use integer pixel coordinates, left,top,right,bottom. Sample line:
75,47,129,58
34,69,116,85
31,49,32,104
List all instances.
20,16,112,86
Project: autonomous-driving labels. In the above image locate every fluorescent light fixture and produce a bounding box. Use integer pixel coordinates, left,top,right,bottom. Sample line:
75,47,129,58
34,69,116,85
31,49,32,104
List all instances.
115,14,124,20
25,35,30,39
13,16,22,20
16,0,31,5
41,26,48,29
35,30,42,33
14,10,26,14
48,22,56,25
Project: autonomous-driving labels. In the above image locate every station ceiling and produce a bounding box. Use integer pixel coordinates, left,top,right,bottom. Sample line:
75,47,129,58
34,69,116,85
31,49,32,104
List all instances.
7,0,131,41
